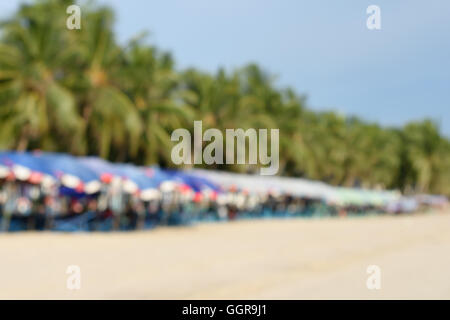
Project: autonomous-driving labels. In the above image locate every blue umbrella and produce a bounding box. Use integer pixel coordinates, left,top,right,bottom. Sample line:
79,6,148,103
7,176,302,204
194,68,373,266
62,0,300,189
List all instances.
80,158,170,190
35,152,99,183
163,169,221,192
33,152,101,194
79,157,125,181
113,163,161,192
0,151,100,195
186,173,221,192
0,151,55,181
142,166,173,187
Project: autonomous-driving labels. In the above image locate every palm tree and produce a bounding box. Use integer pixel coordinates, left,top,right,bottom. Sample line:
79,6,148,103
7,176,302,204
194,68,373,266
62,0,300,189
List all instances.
181,65,281,173
68,5,143,161
0,0,84,152
403,120,446,193
119,41,194,165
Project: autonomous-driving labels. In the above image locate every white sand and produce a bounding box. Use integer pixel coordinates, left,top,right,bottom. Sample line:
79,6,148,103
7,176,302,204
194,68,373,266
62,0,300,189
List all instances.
1,212,450,299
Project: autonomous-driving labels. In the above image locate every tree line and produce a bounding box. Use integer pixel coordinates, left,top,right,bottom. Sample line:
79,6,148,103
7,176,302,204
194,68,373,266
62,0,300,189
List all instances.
0,0,449,195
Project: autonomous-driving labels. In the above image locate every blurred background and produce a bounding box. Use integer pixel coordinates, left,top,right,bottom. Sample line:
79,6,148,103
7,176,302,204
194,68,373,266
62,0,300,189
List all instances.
0,0,450,300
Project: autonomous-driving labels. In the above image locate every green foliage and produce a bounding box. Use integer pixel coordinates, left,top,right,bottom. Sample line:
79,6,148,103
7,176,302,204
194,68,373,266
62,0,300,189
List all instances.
0,0,449,195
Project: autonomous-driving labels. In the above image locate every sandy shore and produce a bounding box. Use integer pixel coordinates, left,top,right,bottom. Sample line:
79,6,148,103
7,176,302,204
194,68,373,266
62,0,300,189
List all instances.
1,212,450,299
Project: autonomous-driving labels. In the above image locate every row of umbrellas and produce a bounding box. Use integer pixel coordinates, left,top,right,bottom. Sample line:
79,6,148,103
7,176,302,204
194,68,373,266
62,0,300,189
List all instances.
0,151,221,200
191,169,402,206
0,151,419,206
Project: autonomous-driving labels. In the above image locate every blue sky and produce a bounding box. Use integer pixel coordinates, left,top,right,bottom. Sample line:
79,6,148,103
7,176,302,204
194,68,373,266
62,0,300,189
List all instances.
2,0,450,136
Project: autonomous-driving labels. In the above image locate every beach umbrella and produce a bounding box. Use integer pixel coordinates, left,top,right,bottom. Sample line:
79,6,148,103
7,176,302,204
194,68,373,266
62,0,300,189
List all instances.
140,166,173,200
80,159,170,200
191,169,266,194
159,169,191,192
79,157,124,184
163,169,221,193
180,171,222,201
0,151,56,186
0,152,11,178
111,163,164,196
34,152,101,194
181,171,221,193
142,166,172,187
416,194,448,206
